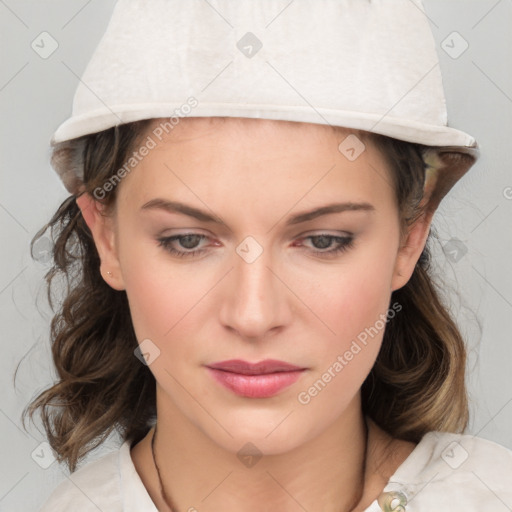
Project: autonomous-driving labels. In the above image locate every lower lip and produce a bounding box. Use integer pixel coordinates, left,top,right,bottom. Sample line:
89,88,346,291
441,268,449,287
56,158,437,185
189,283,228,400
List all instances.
206,368,305,398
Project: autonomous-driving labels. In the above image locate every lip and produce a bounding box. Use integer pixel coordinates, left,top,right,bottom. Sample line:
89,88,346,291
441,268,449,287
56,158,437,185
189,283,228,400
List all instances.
207,359,304,375
206,359,306,398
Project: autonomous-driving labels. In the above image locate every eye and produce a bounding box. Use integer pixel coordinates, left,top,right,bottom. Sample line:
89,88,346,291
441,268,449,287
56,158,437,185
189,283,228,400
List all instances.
156,233,355,259
298,234,355,257
157,233,210,258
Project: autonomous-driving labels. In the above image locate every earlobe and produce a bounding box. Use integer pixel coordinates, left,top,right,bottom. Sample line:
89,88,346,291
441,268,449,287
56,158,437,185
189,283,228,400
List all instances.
391,213,432,292
75,193,126,291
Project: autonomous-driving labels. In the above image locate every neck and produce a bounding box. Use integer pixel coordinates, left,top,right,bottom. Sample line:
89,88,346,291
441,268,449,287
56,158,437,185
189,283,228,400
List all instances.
150,390,371,512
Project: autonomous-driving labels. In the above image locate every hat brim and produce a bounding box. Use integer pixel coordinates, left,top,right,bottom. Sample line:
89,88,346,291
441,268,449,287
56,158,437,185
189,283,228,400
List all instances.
51,103,477,149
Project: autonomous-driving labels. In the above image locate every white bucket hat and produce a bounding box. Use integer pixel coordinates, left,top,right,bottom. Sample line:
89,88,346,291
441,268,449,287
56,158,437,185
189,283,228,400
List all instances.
52,0,479,205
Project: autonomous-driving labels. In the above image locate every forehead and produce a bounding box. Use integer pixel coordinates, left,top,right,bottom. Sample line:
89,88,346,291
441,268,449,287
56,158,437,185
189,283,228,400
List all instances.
117,117,393,216
136,116,381,175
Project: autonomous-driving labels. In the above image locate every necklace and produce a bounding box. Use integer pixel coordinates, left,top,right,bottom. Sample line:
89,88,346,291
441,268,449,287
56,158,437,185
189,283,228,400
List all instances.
151,423,178,511
151,420,369,512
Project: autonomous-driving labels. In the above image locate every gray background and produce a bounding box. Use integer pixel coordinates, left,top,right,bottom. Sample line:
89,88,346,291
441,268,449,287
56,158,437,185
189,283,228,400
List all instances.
1,1,511,510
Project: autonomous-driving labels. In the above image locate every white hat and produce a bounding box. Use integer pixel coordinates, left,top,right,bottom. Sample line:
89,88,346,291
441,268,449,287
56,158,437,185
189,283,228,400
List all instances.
52,0,478,200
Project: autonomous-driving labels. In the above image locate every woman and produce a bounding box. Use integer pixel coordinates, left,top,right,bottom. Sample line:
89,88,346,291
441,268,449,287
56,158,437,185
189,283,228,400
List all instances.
25,0,512,511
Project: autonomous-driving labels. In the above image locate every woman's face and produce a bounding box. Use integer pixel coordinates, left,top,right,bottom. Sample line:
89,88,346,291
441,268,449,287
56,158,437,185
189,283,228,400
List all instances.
96,117,421,454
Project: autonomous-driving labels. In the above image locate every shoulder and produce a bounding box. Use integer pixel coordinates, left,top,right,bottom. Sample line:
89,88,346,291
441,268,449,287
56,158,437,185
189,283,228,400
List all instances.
39,443,122,512
409,430,512,485
382,431,512,511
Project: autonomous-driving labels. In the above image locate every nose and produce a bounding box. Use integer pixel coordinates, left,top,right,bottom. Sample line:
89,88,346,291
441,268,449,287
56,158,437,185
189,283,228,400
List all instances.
218,241,293,341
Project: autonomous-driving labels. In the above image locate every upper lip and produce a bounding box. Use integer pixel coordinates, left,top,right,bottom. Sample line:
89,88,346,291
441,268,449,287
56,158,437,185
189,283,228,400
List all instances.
207,359,305,375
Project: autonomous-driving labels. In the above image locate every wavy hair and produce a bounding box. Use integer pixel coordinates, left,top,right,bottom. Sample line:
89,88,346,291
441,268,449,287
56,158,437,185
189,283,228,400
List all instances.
21,119,474,472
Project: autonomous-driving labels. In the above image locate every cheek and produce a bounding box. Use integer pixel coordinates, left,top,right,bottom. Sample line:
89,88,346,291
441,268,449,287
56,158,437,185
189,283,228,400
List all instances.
293,230,399,410
294,254,397,418
118,234,208,343
308,278,391,384
301,234,398,350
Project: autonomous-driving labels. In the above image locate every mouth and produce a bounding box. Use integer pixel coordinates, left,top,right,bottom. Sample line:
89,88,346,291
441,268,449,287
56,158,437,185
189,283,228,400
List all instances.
205,359,307,398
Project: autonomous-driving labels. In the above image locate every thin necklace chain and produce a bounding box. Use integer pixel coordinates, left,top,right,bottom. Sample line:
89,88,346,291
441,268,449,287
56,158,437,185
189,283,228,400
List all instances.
151,423,178,511
150,421,369,512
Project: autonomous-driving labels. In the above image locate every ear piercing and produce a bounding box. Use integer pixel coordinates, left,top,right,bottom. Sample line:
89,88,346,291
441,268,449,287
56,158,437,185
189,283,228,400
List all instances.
106,270,113,277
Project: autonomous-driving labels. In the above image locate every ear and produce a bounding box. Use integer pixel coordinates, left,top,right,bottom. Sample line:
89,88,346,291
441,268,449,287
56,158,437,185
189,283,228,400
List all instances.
391,211,433,292
76,193,126,290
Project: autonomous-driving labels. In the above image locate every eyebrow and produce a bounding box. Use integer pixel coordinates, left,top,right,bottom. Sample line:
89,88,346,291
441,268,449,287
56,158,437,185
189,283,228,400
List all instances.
140,198,375,226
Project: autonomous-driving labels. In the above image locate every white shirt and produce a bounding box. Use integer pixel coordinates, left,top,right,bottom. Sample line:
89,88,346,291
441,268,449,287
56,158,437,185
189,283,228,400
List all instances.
39,431,512,511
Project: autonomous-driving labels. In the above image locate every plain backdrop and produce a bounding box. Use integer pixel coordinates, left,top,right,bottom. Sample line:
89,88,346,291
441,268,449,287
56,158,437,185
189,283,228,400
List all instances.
1,1,511,511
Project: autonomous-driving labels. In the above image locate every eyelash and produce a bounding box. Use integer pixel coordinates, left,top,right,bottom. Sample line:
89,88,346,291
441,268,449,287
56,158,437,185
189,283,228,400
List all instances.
156,233,355,259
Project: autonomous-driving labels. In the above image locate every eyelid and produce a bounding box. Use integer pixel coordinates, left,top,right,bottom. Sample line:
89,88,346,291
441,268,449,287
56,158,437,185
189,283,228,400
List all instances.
296,228,354,237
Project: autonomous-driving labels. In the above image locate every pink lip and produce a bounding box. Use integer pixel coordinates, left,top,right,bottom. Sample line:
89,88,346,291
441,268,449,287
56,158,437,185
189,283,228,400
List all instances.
206,359,306,398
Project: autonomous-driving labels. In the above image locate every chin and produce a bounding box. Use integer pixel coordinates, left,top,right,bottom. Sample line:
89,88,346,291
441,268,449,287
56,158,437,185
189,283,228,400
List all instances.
196,405,320,457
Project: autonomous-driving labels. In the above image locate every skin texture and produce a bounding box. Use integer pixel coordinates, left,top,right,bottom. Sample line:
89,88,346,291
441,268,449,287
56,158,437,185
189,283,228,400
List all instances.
77,117,431,511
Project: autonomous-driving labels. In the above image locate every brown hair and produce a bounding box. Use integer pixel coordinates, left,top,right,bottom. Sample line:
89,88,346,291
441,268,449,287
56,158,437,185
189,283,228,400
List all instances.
20,119,474,472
